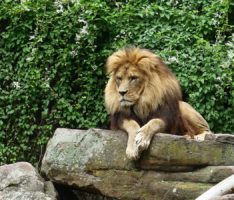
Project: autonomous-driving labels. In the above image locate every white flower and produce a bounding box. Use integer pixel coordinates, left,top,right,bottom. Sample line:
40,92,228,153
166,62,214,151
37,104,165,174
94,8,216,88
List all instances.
216,76,221,81
91,65,97,70
75,18,89,44
29,35,35,40
78,18,86,23
221,61,231,68
70,50,77,57
54,0,64,13
13,82,20,89
56,4,64,13
26,57,33,62
80,27,88,35
227,50,234,59
21,5,30,11
212,19,219,26
75,33,81,42
225,42,233,47
214,13,222,19
44,82,50,88
31,48,37,55
167,56,179,63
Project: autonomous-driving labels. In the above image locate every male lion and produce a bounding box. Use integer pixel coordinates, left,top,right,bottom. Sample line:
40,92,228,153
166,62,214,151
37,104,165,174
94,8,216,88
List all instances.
104,47,212,160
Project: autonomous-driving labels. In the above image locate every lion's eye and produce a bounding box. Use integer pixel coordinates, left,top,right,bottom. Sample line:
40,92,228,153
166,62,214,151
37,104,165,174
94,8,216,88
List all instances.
129,76,138,81
116,76,122,83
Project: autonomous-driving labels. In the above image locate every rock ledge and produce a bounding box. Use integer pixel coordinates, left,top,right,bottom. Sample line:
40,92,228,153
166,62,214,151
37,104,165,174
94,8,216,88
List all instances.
41,128,234,200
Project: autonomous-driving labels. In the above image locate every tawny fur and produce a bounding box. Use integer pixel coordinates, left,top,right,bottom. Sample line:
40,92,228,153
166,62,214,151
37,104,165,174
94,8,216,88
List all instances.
105,47,181,119
104,47,211,160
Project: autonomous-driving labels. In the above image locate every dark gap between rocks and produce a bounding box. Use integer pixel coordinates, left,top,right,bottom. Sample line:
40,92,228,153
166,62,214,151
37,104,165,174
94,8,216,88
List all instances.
54,183,117,200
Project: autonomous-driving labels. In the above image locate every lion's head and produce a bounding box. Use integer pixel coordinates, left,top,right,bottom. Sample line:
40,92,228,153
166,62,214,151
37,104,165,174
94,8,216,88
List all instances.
104,47,182,120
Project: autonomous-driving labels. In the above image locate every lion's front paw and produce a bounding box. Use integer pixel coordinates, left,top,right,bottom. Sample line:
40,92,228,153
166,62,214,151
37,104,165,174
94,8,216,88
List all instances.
126,145,139,160
135,128,152,152
194,135,205,141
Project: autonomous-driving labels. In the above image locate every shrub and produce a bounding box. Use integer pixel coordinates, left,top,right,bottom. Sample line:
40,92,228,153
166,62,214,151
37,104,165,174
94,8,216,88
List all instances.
0,0,233,164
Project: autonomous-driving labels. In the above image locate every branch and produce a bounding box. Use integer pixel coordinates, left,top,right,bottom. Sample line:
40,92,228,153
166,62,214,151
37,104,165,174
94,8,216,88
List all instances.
196,174,234,200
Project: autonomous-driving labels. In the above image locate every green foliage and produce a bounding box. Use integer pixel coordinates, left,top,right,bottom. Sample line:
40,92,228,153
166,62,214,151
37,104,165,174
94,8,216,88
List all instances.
0,0,233,164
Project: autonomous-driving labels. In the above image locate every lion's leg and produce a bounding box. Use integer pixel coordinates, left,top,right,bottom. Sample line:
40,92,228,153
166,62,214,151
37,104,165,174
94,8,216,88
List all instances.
179,101,212,140
135,119,165,153
193,131,213,141
120,119,141,160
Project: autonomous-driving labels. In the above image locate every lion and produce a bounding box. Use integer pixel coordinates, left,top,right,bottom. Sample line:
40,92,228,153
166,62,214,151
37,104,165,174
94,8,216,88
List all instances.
104,47,212,160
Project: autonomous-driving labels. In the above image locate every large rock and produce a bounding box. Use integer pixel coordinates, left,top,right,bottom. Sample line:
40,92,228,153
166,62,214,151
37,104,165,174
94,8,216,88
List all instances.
41,128,234,200
0,162,57,200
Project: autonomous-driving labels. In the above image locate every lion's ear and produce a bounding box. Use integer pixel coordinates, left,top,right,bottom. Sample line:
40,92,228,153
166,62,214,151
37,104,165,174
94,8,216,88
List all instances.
151,56,169,71
105,55,118,75
105,50,127,74
136,50,168,75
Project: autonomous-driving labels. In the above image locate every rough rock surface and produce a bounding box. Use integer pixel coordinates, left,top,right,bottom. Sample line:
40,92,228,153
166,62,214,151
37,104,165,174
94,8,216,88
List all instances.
0,162,57,200
41,128,234,200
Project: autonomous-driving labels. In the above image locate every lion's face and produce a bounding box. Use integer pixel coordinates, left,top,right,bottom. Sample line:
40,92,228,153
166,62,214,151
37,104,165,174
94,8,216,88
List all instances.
114,64,145,107
105,47,182,117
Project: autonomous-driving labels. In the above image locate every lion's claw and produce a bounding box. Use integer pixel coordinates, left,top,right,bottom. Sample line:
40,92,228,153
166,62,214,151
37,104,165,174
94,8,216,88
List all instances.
126,146,139,160
135,130,152,152
126,128,153,160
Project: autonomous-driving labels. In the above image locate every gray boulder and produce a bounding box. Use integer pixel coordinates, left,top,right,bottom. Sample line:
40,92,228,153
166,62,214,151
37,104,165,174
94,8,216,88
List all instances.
0,162,57,200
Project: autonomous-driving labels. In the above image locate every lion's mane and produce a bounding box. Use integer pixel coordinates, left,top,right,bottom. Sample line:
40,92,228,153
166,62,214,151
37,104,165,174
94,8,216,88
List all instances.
104,47,187,135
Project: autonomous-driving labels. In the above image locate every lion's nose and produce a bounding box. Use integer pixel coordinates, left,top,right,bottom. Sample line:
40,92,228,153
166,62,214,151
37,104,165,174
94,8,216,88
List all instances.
119,90,127,96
